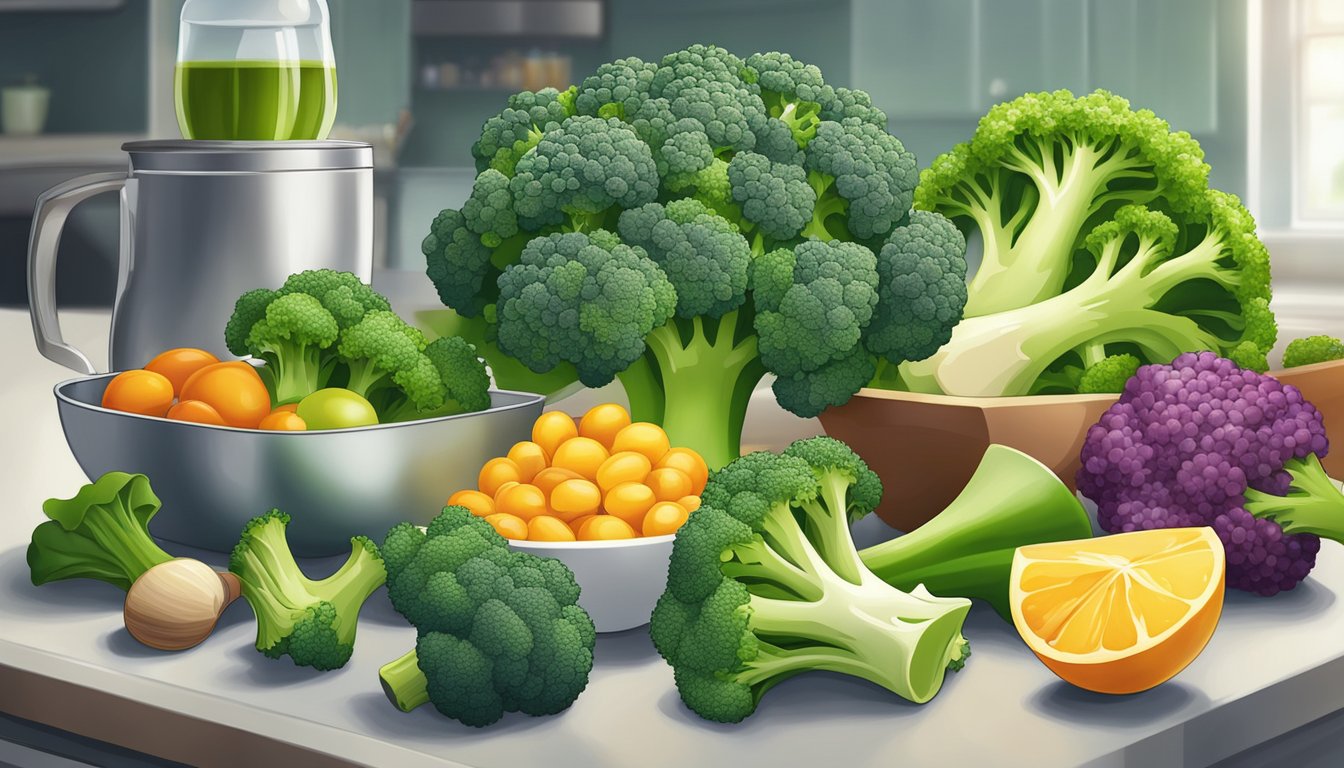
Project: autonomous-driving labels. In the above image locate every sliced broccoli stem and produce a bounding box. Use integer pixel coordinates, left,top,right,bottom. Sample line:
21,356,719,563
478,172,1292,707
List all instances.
859,444,1093,620
638,311,766,470
1244,453,1344,540
379,649,431,712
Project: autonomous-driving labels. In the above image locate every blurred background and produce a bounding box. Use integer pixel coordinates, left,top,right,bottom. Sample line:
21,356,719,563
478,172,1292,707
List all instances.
0,0,1338,321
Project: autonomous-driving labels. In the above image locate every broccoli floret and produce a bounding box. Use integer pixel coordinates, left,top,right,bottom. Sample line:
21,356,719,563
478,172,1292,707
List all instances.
460,169,520,249
727,152,815,243
229,510,387,670
803,118,918,243
244,293,340,404
1077,353,1141,394
1283,335,1344,368
224,288,279,357
473,87,578,175
864,209,969,365
743,51,832,148
617,199,751,319
1077,351,1344,596
337,310,447,418
899,190,1277,397
27,473,172,591
424,209,498,319
650,438,971,723
495,230,676,387
279,269,391,329
378,507,596,727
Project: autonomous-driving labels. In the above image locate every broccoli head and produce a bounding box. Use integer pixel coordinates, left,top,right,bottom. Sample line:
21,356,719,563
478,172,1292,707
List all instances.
473,87,577,175
27,472,173,591
1076,351,1344,596
229,510,387,670
378,506,596,727
650,437,971,723
1076,353,1141,394
1283,335,1344,368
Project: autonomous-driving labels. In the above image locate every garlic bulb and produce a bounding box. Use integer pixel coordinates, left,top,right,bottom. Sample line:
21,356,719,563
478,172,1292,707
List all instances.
124,558,241,651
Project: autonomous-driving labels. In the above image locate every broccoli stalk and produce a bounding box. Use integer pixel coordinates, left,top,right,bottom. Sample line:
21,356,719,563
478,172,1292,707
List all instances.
650,438,972,723
857,445,1093,619
1243,453,1344,539
27,472,173,591
229,511,386,671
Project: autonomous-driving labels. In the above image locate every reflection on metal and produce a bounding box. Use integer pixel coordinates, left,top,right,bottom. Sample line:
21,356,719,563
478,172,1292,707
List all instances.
412,0,603,38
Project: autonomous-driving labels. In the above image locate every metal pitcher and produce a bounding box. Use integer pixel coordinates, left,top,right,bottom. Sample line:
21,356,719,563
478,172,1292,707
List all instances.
28,140,373,373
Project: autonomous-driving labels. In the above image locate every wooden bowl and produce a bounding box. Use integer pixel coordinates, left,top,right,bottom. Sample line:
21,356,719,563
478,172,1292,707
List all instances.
817,388,1119,532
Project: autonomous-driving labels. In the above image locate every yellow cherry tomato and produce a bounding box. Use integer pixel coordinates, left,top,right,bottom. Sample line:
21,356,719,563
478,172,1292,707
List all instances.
484,512,528,540
604,482,657,528
549,478,602,522
180,361,271,429
568,513,599,537
271,403,300,414
611,422,671,464
578,403,631,450
533,466,582,497
643,501,690,537
447,489,495,518
645,467,694,502
144,347,220,398
578,515,636,541
478,457,524,497
551,437,609,481
528,515,577,542
677,495,702,513
166,399,229,426
656,448,710,495
531,411,578,458
492,480,520,503
257,410,307,431
495,483,548,521
507,441,549,482
595,451,652,493
102,369,175,418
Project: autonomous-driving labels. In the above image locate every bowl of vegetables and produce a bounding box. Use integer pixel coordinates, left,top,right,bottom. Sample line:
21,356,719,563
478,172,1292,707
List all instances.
55,269,545,557
439,403,707,632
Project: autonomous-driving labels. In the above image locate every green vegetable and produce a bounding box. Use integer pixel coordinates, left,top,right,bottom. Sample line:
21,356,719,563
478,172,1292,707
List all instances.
226,269,491,422
424,46,969,469
1282,335,1344,368
649,437,972,723
887,90,1275,397
296,388,379,429
378,507,596,727
229,510,387,671
27,472,173,591
1077,353,1141,395
857,444,1094,620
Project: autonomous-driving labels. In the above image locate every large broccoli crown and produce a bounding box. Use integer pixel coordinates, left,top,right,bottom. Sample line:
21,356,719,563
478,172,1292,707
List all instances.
1077,352,1328,596
473,87,577,174
651,439,971,723
617,199,751,319
229,510,387,671
1283,335,1344,368
379,507,596,727
495,230,676,386
27,472,173,591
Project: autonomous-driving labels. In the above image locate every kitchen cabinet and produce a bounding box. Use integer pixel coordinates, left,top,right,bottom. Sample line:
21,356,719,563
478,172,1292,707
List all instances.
328,0,412,127
852,0,1218,132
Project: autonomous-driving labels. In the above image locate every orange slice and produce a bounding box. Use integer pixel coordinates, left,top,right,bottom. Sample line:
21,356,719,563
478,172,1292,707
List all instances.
1009,527,1225,694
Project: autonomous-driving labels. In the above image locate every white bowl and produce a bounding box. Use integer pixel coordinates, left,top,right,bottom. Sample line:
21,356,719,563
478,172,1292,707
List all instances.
509,535,674,633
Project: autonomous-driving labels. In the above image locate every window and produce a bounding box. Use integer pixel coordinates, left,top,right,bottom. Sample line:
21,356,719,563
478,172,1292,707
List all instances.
1297,0,1344,221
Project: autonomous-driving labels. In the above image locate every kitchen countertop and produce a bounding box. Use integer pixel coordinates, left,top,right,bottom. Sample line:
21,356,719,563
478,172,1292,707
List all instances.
5,305,1344,768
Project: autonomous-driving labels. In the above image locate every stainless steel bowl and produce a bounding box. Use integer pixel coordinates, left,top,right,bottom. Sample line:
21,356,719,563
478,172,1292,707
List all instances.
55,374,544,556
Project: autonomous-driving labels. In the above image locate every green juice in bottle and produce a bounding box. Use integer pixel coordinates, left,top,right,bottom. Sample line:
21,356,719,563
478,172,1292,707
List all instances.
174,60,337,141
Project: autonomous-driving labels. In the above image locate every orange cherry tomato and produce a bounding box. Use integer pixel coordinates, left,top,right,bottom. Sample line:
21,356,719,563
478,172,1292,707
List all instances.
568,513,599,537
258,410,307,431
533,466,582,497
495,483,548,521
271,403,300,414
595,451,652,493
531,411,578,458
611,422,671,464
549,478,602,522
528,515,577,542
506,441,549,482
677,495,702,513
551,437,609,481
165,399,229,426
493,481,521,502
102,369,175,417
144,348,220,397
447,489,496,518
179,361,271,429
478,457,524,497
642,501,690,537
656,448,710,495
604,482,657,528
578,403,631,450
484,512,528,540
578,515,636,541
646,467,694,502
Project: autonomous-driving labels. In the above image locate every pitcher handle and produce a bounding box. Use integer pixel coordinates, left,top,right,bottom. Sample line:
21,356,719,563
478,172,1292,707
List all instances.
27,171,128,374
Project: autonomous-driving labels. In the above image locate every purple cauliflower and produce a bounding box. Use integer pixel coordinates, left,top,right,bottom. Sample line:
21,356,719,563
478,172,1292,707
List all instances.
1078,351,1344,596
